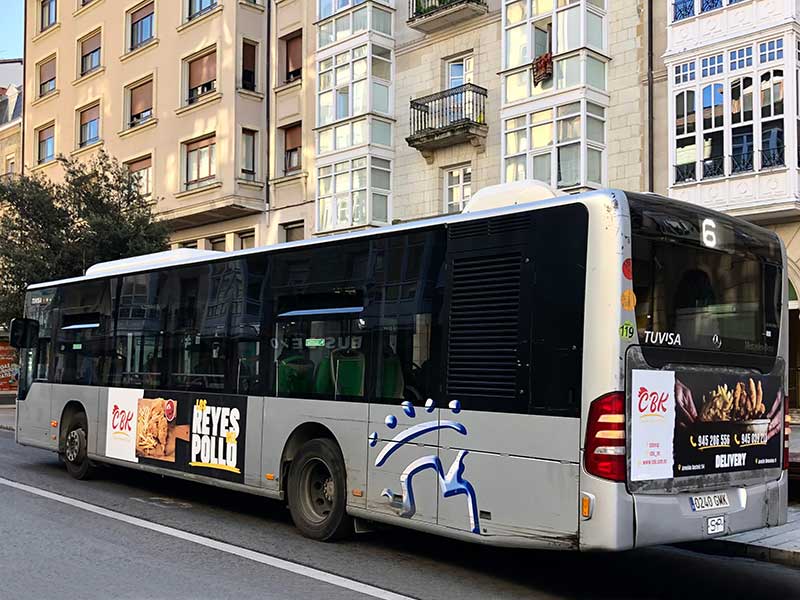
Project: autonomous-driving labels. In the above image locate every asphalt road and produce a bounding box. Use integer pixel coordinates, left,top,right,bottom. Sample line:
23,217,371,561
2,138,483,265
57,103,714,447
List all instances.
1,430,800,600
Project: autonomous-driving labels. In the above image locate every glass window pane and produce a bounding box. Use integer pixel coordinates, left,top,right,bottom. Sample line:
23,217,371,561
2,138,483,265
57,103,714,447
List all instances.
353,119,367,144
372,57,391,80
319,22,334,47
353,58,367,79
319,91,334,125
557,115,580,142
372,193,388,222
335,15,351,41
587,148,602,183
336,88,350,119
335,124,350,149
372,82,389,113
587,102,605,117
586,56,606,90
556,56,580,89
353,167,367,188
353,80,368,114
506,1,526,25
533,153,551,182
587,116,604,143
556,7,580,53
505,129,528,154
372,166,390,189
318,196,333,231
319,175,332,195
353,7,368,31
373,7,391,35
319,129,333,153
352,190,367,225
505,25,528,68
505,155,526,181
587,11,603,49
557,144,580,187
532,122,553,147
371,119,391,145
532,109,552,123
505,71,528,102
533,0,554,15
335,65,350,86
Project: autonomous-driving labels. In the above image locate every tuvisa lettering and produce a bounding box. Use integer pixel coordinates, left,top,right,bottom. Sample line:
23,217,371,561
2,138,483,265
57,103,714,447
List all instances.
644,331,682,347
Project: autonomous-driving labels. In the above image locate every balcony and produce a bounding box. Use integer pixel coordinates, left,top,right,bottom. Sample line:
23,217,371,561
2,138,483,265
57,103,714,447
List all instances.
407,0,488,33
406,83,488,163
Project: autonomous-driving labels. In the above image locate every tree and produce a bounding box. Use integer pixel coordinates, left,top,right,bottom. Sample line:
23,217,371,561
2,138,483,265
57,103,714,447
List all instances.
0,151,170,325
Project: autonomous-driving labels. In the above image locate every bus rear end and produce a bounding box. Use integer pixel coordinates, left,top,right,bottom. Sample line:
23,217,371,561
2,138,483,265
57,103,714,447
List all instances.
584,192,789,549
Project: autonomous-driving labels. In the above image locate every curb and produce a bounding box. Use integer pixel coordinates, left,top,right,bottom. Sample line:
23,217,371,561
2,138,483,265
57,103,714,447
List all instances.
693,538,800,569
0,424,13,432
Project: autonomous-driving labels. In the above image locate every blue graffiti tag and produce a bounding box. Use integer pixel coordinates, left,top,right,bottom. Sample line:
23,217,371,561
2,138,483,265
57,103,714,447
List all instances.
371,402,481,534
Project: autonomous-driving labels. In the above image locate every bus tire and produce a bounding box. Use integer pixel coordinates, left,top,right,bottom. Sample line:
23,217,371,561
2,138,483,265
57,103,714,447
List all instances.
63,411,93,480
287,438,353,541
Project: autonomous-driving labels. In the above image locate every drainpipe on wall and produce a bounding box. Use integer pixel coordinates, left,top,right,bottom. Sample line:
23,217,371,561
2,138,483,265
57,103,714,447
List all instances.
265,2,272,227
647,0,655,192
21,1,27,175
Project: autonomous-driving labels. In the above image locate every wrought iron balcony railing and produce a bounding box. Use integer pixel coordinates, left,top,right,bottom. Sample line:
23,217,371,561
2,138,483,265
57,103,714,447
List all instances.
410,0,486,19
410,83,486,137
731,151,754,174
407,0,488,32
674,162,696,184
702,156,725,179
761,146,785,169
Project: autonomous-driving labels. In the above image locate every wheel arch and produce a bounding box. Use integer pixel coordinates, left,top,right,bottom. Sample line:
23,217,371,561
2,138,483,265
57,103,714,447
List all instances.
280,421,340,493
59,400,87,452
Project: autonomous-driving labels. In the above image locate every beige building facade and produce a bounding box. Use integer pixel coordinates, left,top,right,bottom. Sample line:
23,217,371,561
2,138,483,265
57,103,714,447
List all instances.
23,0,269,251
268,0,669,242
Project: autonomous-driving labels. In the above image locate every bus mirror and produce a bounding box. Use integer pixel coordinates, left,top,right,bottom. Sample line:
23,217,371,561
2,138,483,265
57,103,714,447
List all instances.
9,318,39,349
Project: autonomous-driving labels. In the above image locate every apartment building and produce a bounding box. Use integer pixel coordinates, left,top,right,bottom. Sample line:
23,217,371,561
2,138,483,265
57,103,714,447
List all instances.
663,0,800,406
269,0,668,240
0,60,24,179
23,0,269,251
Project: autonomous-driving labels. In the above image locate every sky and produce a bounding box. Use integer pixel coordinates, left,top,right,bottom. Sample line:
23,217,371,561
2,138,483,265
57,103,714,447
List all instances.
0,1,24,60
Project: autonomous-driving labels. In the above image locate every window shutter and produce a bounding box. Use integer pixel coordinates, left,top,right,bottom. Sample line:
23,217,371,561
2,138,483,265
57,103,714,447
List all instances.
82,32,101,55
189,52,216,88
285,124,302,149
243,43,256,72
130,81,153,114
80,105,99,125
186,135,215,152
131,1,154,23
128,156,152,173
287,35,302,74
39,126,54,142
39,58,56,82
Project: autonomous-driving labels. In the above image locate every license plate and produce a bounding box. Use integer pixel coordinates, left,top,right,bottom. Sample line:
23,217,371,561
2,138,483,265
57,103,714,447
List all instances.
689,492,730,512
707,515,726,535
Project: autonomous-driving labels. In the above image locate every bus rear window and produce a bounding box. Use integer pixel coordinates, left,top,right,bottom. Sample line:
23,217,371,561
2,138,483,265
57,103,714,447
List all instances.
628,195,782,357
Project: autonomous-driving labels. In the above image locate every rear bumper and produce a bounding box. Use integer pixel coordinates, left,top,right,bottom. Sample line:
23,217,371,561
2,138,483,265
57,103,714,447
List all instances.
632,471,788,548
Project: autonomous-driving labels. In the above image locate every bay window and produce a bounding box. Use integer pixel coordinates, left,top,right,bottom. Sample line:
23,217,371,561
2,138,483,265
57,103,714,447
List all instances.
701,83,724,178
318,1,392,50
730,76,754,173
503,100,606,189
674,90,696,182
317,156,390,232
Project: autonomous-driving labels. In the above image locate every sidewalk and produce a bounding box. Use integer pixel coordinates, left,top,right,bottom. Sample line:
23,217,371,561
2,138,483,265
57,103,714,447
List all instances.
701,506,800,568
0,405,14,431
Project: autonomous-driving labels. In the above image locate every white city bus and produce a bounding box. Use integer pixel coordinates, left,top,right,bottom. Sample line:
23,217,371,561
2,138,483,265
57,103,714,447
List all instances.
11,186,789,549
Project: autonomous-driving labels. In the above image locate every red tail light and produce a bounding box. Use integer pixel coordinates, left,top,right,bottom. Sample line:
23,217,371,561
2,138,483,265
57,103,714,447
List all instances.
784,395,791,471
584,392,626,482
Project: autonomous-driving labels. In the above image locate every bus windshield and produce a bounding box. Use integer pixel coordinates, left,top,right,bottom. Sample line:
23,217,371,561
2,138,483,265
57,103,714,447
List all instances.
628,194,782,358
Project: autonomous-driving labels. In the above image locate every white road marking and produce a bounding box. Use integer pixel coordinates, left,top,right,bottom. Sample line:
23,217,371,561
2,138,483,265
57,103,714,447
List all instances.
0,476,416,600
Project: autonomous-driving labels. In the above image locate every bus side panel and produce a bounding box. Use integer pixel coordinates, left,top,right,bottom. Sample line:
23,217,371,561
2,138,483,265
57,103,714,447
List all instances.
438,412,580,546
16,382,56,450
244,396,264,488
260,396,368,508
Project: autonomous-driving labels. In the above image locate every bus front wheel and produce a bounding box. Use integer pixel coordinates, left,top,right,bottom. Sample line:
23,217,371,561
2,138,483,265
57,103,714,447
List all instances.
287,438,353,541
63,412,94,480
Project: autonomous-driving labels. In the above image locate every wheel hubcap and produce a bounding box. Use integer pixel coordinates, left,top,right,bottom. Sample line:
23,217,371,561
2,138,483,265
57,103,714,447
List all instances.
65,429,82,463
299,458,335,524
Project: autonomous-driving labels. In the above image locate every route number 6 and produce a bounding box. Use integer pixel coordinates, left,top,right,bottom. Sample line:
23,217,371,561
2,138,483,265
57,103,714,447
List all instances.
702,219,717,248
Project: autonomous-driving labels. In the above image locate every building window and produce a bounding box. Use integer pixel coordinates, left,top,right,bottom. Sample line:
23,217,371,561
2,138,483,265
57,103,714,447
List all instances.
448,56,474,89
701,54,723,78
674,60,695,84
241,129,257,181
188,0,217,20
80,32,101,76
5,157,15,176
283,222,304,242
180,240,198,249
283,124,302,173
78,104,100,147
759,38,783,63
317,156,390,232
702,0,722,13
730,76,754,173
37,125,55,164
674,90,696,183
242,40,257,91
40,0,57,31
210,237,226,251
187,50,217,104
503,100,606,189
185,135,216,190
239,231,255,249
38,57,56,97
128,79,153,128
673,0,694,21
700,83,724,179
284,32,302,83
761,69,785,168
730,46,752,71
317,43,391,127
318,2,391,49
130,2,154,51
127,155,152,197
445,165,472,214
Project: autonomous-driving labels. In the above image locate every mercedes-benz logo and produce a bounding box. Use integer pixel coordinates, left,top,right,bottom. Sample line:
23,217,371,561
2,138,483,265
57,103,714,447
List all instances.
712,334,722,349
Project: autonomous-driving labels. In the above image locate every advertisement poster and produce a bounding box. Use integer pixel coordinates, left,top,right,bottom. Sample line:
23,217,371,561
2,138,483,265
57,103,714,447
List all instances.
631,369,784,481
631,370,676,481
0,342,19,392
105,389,247,483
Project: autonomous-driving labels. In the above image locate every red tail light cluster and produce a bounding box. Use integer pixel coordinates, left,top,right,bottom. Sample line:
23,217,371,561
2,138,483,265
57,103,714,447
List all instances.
584,392,626,482
784,395,791,471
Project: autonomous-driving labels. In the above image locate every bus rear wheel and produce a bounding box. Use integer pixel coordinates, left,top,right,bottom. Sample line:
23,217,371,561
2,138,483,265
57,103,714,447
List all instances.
63,411,93,480
287,438,353,541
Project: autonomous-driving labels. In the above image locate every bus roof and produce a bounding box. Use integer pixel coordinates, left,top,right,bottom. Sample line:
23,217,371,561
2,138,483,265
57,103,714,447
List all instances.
26,188,619,291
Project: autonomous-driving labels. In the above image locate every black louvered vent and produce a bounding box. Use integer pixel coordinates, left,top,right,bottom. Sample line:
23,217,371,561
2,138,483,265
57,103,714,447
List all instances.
448,212,531,241
446,253,522,401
